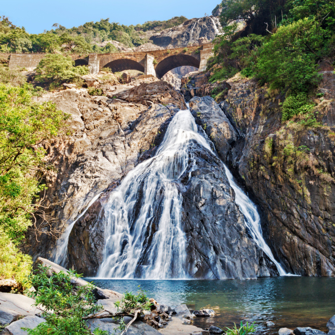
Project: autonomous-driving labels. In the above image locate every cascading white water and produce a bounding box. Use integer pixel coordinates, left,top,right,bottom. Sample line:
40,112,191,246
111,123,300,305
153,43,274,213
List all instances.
96,108,286,278
223,167,287,276
54,107,286,278
54,192,102,266
209,16,222,36
97,109,213,279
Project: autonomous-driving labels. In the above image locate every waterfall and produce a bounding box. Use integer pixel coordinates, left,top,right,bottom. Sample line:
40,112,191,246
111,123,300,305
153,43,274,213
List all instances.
54,107,286,278
96,108,286,278
223,167,287,276
209,16,222,36
97,109,213,279
54,192,102,266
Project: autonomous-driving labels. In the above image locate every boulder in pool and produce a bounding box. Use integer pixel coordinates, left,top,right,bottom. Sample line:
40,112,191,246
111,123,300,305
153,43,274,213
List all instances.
293,327,326,335
209,325,224,334
279,328,294,335
327,315,335,331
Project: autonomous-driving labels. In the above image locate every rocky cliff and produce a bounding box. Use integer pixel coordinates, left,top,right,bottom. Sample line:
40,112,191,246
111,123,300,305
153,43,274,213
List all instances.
188,72,335,277
24,80,186,261
149,16,222,48
25,76,279,280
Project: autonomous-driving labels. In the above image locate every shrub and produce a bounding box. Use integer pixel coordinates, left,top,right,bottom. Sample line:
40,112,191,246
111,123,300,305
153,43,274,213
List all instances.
24,266,108,335
0,227,32,286
255,19,324,93
35,54,89,88
0,65,27,86
225,321,255,335
88,87,104,96
0,84,68,284
114,288,152,314
282,93,315,121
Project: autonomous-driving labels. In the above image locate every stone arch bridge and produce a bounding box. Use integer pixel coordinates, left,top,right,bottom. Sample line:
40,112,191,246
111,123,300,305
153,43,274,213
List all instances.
8,43,213,79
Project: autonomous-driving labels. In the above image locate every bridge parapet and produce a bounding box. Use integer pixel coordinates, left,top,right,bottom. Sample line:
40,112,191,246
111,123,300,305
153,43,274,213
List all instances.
7,43,213,78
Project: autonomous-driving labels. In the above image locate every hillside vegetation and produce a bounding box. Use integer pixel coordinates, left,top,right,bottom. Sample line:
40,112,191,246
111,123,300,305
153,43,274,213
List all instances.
210,0,335,125
0,15,188,54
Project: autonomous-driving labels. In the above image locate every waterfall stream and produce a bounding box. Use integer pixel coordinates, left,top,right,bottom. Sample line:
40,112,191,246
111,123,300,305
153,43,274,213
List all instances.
54,192,102,266
223,167,287,276
54,107,286,278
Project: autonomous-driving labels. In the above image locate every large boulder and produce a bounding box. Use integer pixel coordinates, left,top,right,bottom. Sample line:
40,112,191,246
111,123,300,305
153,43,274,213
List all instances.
293,328,326,335
189,96,238,160
2,316,45,335
327,315,335,331
0,293,42,326
86,319,161,335
35,257,123,300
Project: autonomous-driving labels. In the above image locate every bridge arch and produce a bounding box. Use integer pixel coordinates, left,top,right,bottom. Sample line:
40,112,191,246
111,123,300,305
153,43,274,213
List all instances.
155,54,200,79
74,58,89,66
103,59,144,73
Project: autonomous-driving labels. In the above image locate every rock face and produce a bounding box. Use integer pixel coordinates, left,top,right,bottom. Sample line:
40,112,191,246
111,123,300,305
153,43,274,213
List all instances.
150,16,222,48
25,82,185,265
67,108,277,278
0,293,42,326
2,316,45,335
181,71,231,102
188,72,335,277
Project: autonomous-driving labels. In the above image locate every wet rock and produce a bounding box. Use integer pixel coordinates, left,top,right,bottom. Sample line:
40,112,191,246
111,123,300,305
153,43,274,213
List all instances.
181,71,230,102
267,321,275,327
327,315,335,330
293,327,326,335
193,310,210,318
2,316,45,335
189,96,238,161
0,293,42,326
174,304,191,318
188,73,335,277
279,329,294,335
25,84,182,273
209,325,224,334
203,309,215,317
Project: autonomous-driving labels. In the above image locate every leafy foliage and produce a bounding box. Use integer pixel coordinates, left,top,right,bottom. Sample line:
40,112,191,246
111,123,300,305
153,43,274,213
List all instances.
0,65,27,86
282,93,315,121
0,84,68,283
114,287,152,314
211,0,335,128
255,18,324,93
0,227,32,283
35,54,88,88
225,321,256,335
24,266,108,335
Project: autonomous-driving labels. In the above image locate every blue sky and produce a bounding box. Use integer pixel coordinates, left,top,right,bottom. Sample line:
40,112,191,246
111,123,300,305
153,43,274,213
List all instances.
2,0,221,34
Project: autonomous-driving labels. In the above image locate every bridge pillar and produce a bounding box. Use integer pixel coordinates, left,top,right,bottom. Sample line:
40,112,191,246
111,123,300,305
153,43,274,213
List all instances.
88,54,100,74
199,44,214,72
144,54,156,77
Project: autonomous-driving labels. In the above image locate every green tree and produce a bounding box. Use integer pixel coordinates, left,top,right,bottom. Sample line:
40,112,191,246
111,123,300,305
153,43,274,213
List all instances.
25,266,108,335
0,84,68,284
255,18,324,92
35,54,89,88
